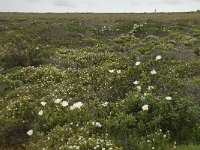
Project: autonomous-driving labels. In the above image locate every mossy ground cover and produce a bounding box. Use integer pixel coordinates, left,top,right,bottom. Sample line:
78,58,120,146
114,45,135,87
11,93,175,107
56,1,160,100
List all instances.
0,12,200,149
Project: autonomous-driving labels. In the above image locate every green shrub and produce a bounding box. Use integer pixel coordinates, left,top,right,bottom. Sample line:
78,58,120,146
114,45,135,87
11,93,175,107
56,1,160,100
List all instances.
137,130,171,150
106,91,200,144
27,124,121,150
2,43,30,68
0,96,35,145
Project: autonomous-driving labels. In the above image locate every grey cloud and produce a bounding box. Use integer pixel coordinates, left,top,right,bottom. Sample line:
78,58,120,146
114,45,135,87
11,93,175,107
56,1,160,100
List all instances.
53,0,98,8
140,0,184,6
128,0,181,6
54,0,78,8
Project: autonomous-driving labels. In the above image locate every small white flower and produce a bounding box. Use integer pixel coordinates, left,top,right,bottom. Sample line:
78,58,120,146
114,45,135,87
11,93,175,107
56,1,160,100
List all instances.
137,86,141,91
27,129,33,136
173,146,176,149
163,134,166,138
165,96,172,100
102,148,106,150
41,102,46,106
156,55,162,60
144,93,147,96
142,104,149,111
117,70,121,74
148,86,154,90
61,101,69,107
76,146,80,149
109,69,115,73
167,130,170,133
38,110,43,116
54,98,62,104
135,61,141,66
36,47,39,50
150,69,157,75
174,141,177,145
141,95,145,100
96,122,102,127
101,102,109,107
92,122,102,127
70,102,83,110
152,147,155,150
133,80,139,85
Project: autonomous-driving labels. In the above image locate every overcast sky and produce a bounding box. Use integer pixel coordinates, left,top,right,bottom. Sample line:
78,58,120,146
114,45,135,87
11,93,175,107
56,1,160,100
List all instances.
0,0,199,13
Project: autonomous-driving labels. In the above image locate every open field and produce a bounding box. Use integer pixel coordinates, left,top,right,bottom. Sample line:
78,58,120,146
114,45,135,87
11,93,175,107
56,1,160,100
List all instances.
0,12,200,149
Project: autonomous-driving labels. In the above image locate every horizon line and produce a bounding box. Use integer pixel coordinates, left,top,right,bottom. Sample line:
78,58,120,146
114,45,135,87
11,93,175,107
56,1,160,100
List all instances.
0,10,199,14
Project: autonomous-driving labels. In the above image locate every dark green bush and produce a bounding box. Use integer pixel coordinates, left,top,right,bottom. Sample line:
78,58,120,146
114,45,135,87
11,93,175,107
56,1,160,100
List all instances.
2,43,30,68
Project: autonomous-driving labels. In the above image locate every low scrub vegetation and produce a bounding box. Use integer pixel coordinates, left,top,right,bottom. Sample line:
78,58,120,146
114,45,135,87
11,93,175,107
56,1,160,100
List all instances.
0,12,200,149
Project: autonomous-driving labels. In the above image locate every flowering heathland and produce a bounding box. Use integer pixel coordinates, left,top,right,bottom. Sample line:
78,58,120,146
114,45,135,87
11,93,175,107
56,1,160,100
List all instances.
0,13,200,150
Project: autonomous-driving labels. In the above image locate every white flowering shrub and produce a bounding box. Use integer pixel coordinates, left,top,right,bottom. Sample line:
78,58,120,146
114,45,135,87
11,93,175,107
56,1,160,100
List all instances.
0,74,16,96
0,96,35,145
7,65,67,86
137,129,171,150
124,92,199,140
27,125,121,150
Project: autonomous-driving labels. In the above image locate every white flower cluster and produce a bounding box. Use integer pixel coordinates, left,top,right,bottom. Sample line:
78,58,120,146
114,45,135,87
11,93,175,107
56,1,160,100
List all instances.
133,80,139,85
70,102,84,110
108,69,121,74
54,98,69,107
54,98,62,104
61,101,69,107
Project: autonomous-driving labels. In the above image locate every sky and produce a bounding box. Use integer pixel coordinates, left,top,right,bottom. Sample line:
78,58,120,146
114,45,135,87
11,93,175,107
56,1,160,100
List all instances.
0,0,199,13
